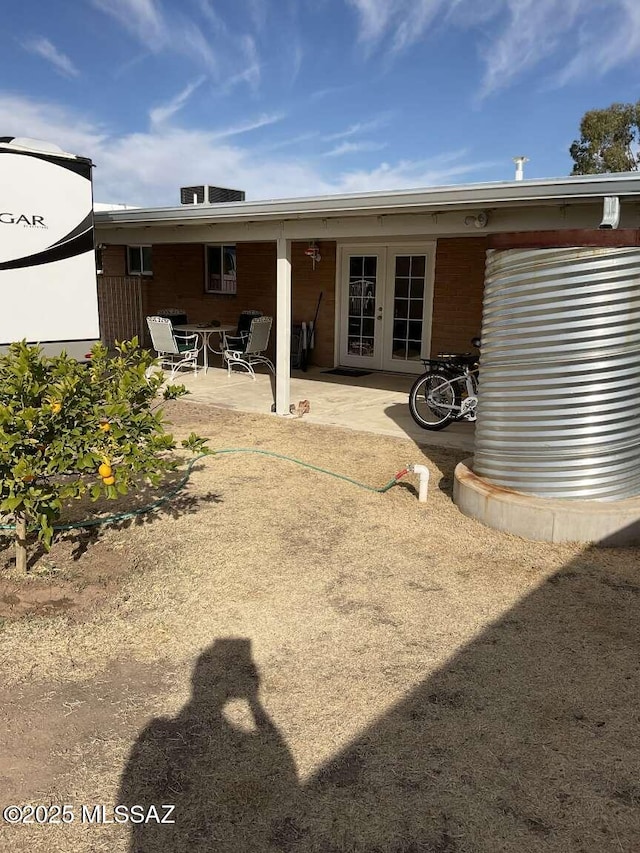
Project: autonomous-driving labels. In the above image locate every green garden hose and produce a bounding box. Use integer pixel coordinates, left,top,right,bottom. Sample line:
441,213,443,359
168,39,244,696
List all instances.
0,449,409,533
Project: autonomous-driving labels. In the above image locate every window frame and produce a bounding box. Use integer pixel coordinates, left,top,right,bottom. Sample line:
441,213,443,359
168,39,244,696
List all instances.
127,245,153,276
204,244,237,295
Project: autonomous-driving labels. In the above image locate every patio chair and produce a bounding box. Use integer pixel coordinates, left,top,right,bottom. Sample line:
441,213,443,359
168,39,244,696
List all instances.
220,308,263,354
236,309,263,337
146,316,199,380
223,315,274,379
225,309,262,340
155,307,189,326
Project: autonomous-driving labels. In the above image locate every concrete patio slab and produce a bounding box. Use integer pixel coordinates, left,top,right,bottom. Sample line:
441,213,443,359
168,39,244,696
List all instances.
172,365,475,451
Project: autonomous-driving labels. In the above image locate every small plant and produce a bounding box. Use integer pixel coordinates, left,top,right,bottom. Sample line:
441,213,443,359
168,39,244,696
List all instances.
0,339,210,573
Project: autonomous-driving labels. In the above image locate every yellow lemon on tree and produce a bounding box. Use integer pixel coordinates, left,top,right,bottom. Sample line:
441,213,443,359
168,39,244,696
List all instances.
99,421,111,432
98,463,112,478
102,475,115,486
51,401,62,414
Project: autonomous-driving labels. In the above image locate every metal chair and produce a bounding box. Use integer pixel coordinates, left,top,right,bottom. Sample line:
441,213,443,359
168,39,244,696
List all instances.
146,316,199,380
236,309,263,337
155,308,188,326
223,316,274,379
220,309,263,355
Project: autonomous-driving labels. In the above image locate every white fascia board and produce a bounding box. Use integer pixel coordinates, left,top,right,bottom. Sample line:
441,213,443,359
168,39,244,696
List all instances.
94,173,640,228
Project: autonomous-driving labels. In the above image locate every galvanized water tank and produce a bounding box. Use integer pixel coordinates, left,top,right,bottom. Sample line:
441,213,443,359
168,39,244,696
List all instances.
474,246,640,501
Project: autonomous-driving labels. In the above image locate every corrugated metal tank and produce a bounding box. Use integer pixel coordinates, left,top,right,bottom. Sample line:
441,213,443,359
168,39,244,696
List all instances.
474,246,640,501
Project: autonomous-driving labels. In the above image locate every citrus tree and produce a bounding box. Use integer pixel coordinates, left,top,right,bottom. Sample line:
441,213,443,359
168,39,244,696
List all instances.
0,339,210,574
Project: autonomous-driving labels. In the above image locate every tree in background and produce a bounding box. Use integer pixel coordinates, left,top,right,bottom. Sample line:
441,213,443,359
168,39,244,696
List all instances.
570,102,640,174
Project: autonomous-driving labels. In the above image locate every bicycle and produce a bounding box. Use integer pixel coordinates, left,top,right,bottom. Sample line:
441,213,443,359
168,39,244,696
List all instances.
409,337,481,431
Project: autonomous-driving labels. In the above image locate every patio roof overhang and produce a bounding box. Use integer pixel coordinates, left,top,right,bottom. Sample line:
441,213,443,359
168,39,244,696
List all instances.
94,171,640,229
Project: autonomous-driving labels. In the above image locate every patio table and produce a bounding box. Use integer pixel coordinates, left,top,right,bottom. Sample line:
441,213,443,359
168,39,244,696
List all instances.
173,324,235,373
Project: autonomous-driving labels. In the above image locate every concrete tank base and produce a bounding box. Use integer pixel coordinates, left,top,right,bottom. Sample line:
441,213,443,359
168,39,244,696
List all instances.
453,459,640,546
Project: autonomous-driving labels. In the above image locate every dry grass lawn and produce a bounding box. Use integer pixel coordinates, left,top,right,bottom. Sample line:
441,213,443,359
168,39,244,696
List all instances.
0,400,639,852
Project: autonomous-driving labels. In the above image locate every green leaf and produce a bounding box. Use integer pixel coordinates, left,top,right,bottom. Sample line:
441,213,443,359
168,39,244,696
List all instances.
1,496,23,512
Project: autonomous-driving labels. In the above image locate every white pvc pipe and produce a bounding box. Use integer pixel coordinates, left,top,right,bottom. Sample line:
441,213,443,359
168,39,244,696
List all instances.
411,464,430,502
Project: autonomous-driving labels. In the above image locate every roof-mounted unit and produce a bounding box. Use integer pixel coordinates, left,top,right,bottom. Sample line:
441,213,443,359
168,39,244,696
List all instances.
180,185,245,205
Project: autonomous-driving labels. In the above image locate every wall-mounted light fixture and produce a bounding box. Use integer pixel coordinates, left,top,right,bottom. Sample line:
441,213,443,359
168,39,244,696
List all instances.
464,210,489,229
304,241,321,269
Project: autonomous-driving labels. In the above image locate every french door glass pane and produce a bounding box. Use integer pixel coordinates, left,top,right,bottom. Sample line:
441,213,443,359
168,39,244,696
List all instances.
347,255,377,357
392,255,426,362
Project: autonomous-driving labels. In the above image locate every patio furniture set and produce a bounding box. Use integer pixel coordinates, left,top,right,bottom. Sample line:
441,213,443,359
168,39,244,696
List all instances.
146,310,275,380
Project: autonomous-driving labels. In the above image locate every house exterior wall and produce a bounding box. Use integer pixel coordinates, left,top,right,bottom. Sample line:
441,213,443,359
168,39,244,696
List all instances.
101,244,127,276
289,241,335,369
99,240,337,367
430,237,488,357
100,236,489,366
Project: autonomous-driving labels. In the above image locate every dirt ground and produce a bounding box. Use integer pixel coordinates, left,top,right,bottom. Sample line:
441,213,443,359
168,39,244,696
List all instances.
0,400,638,852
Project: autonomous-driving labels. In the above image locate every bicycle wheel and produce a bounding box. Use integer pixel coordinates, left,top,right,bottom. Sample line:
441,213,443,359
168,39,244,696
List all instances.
409,370,460,430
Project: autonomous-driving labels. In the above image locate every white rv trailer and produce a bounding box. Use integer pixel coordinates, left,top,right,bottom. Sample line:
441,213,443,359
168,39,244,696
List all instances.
0,137,100,360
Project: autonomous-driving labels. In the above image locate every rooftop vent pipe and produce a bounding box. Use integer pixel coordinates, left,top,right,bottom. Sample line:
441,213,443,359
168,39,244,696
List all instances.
513,156,529,181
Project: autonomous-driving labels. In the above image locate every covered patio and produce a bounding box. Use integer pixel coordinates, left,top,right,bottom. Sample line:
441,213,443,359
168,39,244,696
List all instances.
95,172,637,423
172,363,476,451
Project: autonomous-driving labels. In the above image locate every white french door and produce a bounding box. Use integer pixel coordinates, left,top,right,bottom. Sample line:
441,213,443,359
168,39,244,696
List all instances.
339,244,434,373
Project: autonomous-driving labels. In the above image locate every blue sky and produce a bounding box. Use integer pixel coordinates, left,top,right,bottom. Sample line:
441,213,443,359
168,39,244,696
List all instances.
2,0,639,205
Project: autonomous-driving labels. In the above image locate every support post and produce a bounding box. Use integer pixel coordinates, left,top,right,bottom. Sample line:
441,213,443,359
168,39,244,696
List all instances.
275,236,292,415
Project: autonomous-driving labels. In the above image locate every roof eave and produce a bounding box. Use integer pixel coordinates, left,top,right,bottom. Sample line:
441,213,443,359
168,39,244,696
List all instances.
94,173,640,228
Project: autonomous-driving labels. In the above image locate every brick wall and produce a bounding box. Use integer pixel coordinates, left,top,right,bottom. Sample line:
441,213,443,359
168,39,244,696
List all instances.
430,237,487,357
234,241,335,367
100,236,491,366
290,241,335,368
100,240,337,367
101,245,127,276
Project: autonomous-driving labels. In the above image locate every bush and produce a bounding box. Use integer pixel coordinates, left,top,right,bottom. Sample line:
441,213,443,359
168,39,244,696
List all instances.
0,339,210,572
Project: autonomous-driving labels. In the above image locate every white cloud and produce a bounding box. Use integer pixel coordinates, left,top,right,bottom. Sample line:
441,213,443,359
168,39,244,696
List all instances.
238,35,261,91
347,0,446,54
347,0,403,46
477,0,583,98
91,0,166,49
323,115,391,141
246,0,268,34
91,0,257,83
290,39,304,84
21,37,79,78
324,141,387,157
333,157,497,195
345,0,640,98
0,94,495,206
210,113,286,140
257,132,319,152
0,95,108,156
149,77,207,126
552,0,640,87
176,18,218,71
198,0,228,36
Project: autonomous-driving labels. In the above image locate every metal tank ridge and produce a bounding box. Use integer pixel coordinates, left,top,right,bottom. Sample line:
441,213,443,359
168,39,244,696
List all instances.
473,246,640,501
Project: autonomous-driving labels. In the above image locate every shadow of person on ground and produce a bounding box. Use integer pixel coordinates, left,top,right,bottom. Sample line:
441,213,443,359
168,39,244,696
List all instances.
118,544,640,852
118,638,299,852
